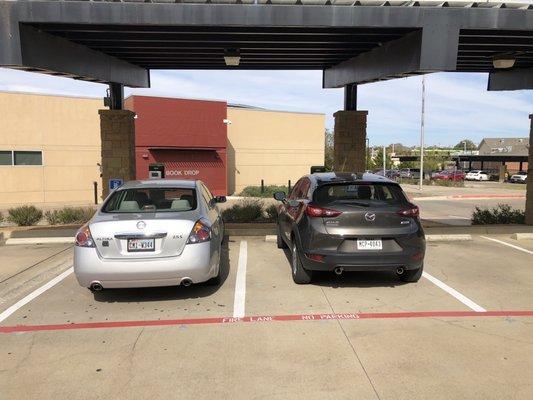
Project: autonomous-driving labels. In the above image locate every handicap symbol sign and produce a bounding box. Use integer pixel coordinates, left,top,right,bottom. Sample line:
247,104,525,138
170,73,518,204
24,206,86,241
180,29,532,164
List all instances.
109,178,124,191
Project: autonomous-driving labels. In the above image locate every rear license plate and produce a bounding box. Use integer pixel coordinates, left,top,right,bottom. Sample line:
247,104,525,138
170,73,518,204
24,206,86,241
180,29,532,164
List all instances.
127,238,155,252
357,239,382,250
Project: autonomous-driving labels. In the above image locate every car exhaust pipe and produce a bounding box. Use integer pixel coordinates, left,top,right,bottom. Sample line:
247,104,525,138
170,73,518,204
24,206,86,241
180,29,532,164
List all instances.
90,282,103,292
334,267,344,275
396,267,405,275
181,278,193,287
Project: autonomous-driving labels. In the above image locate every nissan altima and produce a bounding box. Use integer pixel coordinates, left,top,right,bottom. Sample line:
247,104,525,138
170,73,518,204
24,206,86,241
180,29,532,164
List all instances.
74,179,225,291
274,172,425,284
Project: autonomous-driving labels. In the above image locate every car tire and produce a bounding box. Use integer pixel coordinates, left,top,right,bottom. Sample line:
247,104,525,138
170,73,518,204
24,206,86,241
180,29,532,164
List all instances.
291,242,313,284
277,225,288,249
400,265,423,283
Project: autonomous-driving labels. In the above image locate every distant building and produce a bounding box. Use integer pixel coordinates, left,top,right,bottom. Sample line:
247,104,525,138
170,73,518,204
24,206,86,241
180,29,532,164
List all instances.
478,138,529,156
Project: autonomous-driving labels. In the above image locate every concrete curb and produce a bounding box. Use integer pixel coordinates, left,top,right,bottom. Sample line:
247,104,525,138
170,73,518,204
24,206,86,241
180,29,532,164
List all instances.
413,194,525,201
5,237,75,245
512,233,533,240
425,234,472,242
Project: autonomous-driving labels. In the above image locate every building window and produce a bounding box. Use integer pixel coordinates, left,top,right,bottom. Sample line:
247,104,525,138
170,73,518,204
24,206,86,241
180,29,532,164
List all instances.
0,151,12,165
0,150,43,166
14,151,43,165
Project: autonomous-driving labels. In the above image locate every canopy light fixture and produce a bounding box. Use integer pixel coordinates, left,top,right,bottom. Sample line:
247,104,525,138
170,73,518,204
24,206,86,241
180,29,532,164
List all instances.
224,49,241,66
492,56,515,69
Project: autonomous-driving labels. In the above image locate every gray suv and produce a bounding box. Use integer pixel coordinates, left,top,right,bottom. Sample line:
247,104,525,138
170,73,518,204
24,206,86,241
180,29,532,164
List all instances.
274,172,425,284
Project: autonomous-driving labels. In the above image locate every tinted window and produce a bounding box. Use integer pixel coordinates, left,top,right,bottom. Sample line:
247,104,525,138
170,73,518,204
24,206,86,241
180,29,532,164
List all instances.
288,180,303,200
314,183,407,205
14,151,42,165
103,188,197,213
0,151,12,165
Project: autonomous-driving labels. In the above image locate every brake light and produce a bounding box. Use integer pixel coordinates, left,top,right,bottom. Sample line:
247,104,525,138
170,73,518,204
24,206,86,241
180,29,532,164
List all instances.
397,205,419,218
75,225,95,247
187,219,211,244
305,253,325,263
305,205,342,218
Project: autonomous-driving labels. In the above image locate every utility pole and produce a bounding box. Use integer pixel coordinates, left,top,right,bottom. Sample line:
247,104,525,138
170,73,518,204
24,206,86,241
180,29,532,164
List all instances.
419,76,426,190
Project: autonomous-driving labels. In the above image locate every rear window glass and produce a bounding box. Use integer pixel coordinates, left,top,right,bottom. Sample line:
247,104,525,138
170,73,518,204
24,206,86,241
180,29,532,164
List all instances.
103,188,197,213
314,183,407,205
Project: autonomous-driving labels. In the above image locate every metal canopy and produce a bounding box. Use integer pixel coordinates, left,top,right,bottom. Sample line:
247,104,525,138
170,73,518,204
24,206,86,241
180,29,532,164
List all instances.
0,1,532,89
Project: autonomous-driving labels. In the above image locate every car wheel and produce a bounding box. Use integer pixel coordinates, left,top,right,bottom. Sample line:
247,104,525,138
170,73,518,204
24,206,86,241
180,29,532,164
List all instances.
277,225,288,249
291,242,313,284
400,265,423,283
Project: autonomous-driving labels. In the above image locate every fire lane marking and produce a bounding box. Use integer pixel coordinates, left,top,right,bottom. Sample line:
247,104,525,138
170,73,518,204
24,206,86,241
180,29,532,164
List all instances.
2,310,533,334
481,236,533,255
423,272,486,312
232,240,247,318
0,267,73,323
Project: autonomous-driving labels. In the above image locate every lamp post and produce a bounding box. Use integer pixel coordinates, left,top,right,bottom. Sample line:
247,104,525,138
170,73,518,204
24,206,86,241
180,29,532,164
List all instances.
419,76,426,190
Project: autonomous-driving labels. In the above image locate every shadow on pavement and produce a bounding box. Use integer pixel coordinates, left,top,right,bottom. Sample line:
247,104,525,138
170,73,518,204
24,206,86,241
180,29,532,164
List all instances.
92,240,231,303
282,248,407,289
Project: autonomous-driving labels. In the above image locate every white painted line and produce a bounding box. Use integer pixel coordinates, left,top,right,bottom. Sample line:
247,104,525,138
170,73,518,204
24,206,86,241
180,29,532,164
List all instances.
422,271,486,312
0,267,73,323
6,237,74,245
233,241,248,318
426,234,472,242
448,215,471,220
481,236,533,255
265,235,277,242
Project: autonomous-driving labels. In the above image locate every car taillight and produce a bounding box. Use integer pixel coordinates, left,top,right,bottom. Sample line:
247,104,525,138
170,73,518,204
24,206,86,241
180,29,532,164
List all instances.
397,205,419,218
75,225,95,247
305,205,342,218
187,219,211,244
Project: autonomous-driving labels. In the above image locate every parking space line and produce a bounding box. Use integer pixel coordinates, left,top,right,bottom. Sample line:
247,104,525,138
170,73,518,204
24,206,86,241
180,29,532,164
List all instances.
481,236,533,255
3,310,533,334
0,267,73,323
232,241,247,318
423,272,486,312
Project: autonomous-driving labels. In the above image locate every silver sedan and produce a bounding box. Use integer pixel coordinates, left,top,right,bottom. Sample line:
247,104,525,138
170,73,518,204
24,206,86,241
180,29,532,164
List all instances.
74,179,225,291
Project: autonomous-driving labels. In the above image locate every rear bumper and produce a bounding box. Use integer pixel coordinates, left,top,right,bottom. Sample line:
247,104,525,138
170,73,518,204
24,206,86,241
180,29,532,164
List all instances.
73,241,218,288
299,236,425,273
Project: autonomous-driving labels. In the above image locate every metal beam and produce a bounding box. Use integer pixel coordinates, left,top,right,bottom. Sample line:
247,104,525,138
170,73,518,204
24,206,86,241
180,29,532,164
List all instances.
4,24,149,88
344,84,357,111
487,67,533,91
323,24,459,88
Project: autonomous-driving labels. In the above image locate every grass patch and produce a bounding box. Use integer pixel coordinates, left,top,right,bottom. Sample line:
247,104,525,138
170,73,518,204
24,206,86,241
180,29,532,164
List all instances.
8,206,43,226
472,203,525,225
44,207,96,225
240,185,289,198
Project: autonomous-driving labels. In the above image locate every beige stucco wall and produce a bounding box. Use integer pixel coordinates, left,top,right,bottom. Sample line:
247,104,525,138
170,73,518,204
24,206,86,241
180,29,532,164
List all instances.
0,91,103,209
227,107,325,195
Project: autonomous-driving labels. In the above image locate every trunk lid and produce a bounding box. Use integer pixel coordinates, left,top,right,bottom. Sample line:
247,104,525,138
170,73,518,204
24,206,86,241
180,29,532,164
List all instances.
89,212,196,259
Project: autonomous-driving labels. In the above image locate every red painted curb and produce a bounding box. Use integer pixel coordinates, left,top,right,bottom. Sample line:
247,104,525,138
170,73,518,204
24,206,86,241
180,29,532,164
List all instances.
1,310,533,334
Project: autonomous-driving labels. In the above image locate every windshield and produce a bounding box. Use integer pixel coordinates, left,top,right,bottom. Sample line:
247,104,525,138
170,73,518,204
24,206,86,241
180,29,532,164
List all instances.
102,187,197,213
313,183,408,206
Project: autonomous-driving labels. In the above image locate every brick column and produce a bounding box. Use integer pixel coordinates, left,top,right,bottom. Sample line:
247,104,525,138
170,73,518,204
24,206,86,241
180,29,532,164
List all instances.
99,109,136,199
333,110,368,172
526,115,533,225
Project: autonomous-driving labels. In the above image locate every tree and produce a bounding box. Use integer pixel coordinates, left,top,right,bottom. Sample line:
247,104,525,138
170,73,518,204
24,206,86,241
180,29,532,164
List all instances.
373,147,393,170
454,139,477,151
324,129,334,171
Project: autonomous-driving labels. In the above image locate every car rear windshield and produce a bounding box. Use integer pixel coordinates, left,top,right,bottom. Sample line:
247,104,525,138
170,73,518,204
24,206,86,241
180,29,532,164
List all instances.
313,183,408,206
102,188,197,213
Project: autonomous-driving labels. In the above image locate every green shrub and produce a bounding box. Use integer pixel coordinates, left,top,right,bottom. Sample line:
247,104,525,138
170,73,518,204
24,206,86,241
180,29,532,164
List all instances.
0,211,3,223
264,204,279,222
222,200,264,223
44,207,95,225
240,185,289,198
472,203,525,225
8,206,43,226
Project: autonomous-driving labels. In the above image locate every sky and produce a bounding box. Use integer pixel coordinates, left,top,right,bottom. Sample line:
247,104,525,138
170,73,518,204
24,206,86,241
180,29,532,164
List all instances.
1,67,531,147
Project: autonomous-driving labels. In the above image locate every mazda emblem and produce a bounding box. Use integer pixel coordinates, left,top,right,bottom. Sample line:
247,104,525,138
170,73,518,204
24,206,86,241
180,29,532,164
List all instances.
364,213,376,222
137,221,146,230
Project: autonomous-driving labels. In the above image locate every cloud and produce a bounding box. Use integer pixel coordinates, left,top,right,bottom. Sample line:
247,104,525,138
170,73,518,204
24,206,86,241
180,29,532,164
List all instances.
1,67,531,147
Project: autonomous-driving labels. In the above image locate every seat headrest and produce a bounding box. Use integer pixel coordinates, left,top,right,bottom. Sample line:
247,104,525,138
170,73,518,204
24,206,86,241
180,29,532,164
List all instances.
119,200,140,211
170,199,191,211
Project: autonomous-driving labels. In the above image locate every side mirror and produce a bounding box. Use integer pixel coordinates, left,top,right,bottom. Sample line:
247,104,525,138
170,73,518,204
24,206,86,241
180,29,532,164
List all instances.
215,196,227,203
273,191,286,202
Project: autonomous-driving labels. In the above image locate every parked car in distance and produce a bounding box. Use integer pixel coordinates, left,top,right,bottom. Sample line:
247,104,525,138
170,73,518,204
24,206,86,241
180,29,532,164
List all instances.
74,179,226,291
510,171,528,183
273,172,426,284
400,168,421,179
465,170,490,181
432,170,465,181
